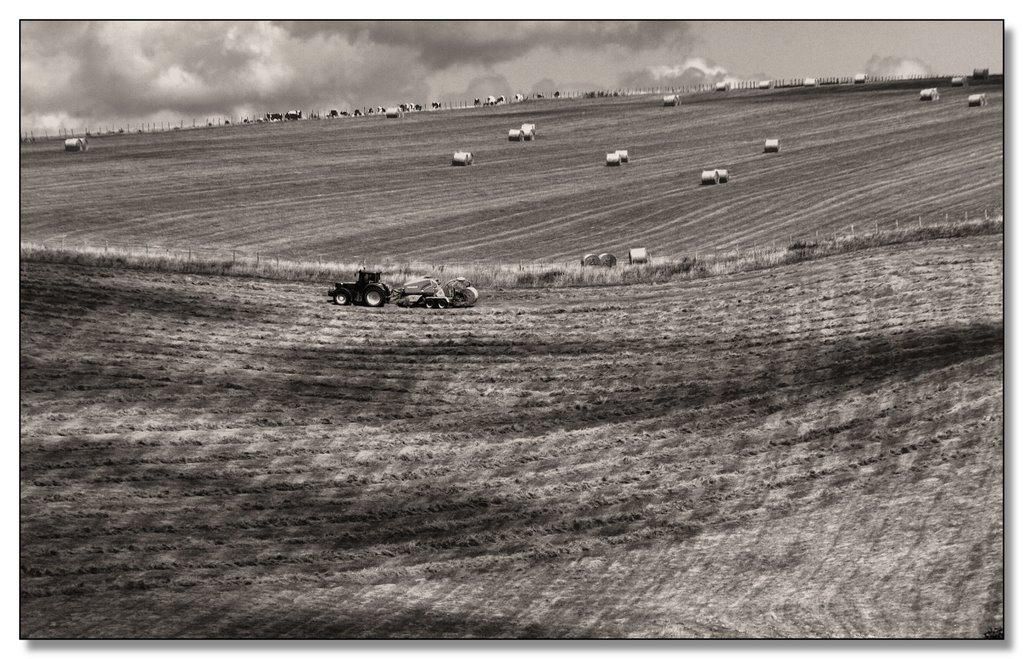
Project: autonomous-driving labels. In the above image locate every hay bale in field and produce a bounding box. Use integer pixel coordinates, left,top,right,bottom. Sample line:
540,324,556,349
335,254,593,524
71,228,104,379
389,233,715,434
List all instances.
63,137,87,152
968,93,988,107
581,253,601,266
615,149,629,163
803,78,818,87
758,80,772,89
385,107,403,118
715,81,730,92
764,138,781,153
628,248,649,264
973,68,990,80
715,168,729,183
663,94,679,106
606,153,622,166
521,123,536,140
451,151,474,166
854,73,867,84
508,129,524,141
598,252,617,267
919,87,940,101
951,76,966,87
701,169,720,185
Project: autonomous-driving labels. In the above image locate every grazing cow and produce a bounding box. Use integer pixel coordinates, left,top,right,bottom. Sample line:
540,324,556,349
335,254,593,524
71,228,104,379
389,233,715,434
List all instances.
497,95,505,104
266,112,283,121
431,102,442,110
354,109,362,116
414,104,422,111
285,110,302,120
329,109,339,117
486,95,497,105
515,93,524,102
474,98,481,106
553,91,560,98
535,92,544,99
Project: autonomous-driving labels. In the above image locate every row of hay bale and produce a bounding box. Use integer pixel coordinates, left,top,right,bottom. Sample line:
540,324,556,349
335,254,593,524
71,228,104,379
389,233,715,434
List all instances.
580,248,649,266
605,149,629,166
63,137,88,152
701,169,729,185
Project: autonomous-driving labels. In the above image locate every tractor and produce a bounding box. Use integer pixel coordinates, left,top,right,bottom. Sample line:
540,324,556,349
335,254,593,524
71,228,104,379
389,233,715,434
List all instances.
328,270,391,307
327,271,480,309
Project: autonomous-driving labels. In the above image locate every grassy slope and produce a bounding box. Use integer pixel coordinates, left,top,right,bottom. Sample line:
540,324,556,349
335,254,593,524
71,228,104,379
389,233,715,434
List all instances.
20,232,1003,638
20,80,1003,262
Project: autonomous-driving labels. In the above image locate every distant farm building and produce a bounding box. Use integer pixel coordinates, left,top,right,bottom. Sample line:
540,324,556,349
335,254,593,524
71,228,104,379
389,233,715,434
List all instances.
63,137,87,152
663,94,679,106
919,88,940,101
973,68,990,80
764,138,781,153
628,248,649,264
968,93,988,107
854,73,867,84
452,151,474,166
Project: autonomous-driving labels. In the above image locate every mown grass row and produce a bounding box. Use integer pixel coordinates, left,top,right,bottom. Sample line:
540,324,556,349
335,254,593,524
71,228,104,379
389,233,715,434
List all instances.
20,217,1002,289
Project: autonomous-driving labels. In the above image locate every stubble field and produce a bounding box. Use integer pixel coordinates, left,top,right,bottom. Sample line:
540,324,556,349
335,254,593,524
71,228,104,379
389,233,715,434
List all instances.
20,231,1002,637
20,77,1004,638
20,80,1002,263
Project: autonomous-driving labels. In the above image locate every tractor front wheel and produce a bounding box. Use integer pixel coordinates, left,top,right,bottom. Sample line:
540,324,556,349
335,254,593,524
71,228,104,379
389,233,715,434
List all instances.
334,290,351,305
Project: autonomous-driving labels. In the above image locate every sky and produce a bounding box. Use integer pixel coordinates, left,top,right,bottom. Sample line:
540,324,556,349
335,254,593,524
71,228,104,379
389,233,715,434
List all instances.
19,19,1004,133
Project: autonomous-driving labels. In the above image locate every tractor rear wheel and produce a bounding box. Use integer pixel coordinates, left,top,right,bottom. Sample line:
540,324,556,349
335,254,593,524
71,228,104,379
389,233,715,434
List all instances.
334,290,351,305
364,286,386,307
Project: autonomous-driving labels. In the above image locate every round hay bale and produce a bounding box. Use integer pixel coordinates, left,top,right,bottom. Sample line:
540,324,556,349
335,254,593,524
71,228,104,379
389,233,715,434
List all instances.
508,129,524,141
63,137,87,152
968,93,987,107
663,94,679,106
628,248,649,265
615,149,629,163
452,151,473,166
951,76,966,87
919,88,939,101
606,153,621,166
521,123,536,140
598,252,617,267
854,73,866,84
701,169,720,185
715,82,729,92
803,78,818,87
758,80,772,89
385,107,403,118
582,253,601,266
715,168,729,183
764,138,780,153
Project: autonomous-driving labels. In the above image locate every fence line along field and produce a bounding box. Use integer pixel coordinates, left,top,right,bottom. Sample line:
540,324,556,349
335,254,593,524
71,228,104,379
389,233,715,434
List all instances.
20,79,1002,263
20,228,1002,637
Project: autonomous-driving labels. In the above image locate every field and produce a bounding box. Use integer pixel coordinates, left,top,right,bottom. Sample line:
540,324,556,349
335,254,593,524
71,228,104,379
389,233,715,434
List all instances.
19,78,1003,638
20,79,1002,263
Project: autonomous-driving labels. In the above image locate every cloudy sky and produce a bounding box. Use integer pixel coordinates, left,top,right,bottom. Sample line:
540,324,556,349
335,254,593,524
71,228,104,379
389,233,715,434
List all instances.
19,20,1003,132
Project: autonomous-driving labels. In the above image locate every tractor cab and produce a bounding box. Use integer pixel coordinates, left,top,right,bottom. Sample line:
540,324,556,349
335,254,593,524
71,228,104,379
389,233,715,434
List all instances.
357,270,382,284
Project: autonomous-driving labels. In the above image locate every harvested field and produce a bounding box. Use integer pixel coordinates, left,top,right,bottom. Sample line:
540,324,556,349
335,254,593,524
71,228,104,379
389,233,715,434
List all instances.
20,233,1003,638
19,80,1002,263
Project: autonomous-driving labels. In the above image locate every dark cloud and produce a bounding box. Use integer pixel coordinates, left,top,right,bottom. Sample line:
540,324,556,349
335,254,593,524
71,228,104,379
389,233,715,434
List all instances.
20,21,692,130
864,54,932,77
276,21,692,69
